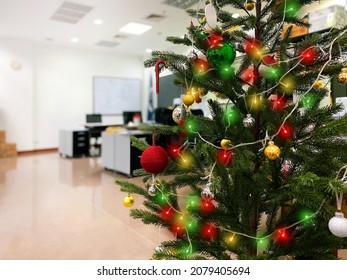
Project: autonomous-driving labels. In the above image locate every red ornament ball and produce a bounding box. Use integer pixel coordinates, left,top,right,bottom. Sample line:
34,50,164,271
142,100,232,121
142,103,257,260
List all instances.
300,48,317,66
140,145,169,174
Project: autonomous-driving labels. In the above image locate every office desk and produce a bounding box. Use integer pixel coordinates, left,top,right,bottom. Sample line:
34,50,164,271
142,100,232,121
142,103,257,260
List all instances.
101,130,152,177
59,123,122,158
59,128,90,157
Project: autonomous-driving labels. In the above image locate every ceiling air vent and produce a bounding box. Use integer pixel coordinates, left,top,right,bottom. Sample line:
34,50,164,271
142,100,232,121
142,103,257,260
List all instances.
95,41,120,48
50,1,93,24
162,0,199,9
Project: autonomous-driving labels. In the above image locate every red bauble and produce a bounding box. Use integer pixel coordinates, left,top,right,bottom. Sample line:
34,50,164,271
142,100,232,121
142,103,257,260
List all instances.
300,48,317,66
217,149,234,166
240,67,259,85
140,145,169,174
263,54,278,65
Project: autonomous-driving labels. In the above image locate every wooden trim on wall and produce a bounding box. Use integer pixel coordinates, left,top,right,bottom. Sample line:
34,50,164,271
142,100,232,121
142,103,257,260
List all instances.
18,148,58,156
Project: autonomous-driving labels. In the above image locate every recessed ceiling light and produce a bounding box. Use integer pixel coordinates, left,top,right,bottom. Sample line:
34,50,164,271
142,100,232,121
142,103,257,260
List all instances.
232,13,240,18
119,22,152,35
146,48,153,53
94,19,103,25
70,37,79,43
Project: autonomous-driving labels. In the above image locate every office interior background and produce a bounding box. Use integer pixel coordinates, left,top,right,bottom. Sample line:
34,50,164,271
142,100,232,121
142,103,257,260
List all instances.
1,0,347,259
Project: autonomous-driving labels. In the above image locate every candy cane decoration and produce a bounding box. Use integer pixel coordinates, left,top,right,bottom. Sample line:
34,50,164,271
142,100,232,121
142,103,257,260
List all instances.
155,59,167,94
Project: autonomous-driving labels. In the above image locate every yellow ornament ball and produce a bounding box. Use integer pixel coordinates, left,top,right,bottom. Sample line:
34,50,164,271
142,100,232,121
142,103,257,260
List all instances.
245,2,255,11
220,139,231,149
264,141,281,160
123,194,135,207
313,80,323,89
337,68,347,84
183,93,195,106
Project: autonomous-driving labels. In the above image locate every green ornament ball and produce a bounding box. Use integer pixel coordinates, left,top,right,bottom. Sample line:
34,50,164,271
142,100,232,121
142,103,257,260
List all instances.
207,43,236,69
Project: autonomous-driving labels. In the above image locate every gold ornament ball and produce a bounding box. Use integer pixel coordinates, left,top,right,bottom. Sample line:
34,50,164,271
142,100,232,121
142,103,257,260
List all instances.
337,68,347,84
183,93,195,106
313,80,323,89
220,139,231,149
245,2,255,11
123,194,135,207
264,141,281,160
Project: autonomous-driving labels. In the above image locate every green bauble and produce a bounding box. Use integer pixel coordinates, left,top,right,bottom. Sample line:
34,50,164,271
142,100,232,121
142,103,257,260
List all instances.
206,43,236,68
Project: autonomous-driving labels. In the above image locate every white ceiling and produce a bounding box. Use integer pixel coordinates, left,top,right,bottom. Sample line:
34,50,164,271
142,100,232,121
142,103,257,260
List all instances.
0,0,200,57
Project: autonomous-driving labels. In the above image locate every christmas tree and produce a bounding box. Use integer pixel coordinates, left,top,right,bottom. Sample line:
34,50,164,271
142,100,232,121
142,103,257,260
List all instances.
118,0,347,259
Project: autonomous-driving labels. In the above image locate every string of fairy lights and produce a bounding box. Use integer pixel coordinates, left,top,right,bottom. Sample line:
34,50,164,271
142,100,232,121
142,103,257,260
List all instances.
123,0,347,256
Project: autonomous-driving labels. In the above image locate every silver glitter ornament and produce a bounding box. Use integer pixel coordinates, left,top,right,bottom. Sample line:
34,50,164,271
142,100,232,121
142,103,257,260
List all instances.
172,107,182,124
148,184,157,196
155,245,164,252
201,183,214,200
243,114,255,127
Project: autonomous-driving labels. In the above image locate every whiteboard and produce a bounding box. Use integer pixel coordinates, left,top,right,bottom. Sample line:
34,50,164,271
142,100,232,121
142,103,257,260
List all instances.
93,76,141,115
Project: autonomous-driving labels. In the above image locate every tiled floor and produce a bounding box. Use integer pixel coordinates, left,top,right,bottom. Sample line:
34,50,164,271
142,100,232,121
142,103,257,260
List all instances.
1,152,347,260
0,152,172,260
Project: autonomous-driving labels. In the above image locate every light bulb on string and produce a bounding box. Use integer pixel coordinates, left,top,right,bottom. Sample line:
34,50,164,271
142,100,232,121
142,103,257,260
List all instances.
200,198,215,214
161,206,174,220
216,149,234,166
178,151,194,169
207,33,223,47
223,232,237,247
271,94,287,111
167,144,181,160
191,58,210,77
185,217,199,234
185,194,201,211
278,123,295,141
154,191,171,206
275,228,290,243
243,39,263,60
201,223,217,240
247,94,263,112
279,76,296,93
171,223,185,237
285,0,300,17
178,243,193,257
223,106,241,124
300,92,318,109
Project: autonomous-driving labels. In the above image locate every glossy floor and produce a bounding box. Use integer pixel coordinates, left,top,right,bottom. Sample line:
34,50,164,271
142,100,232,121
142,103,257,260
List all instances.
0,152,172,260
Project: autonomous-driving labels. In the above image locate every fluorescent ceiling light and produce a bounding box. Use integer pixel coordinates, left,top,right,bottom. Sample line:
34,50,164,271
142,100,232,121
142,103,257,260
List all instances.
94,19,103,25
70,37,79,43
119,22,152,35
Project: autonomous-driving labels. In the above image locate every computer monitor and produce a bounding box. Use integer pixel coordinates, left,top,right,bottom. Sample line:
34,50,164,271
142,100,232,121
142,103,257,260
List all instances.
86,114,102,123
123,111,142,125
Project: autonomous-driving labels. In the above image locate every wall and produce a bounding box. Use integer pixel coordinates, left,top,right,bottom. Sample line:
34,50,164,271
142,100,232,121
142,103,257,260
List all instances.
33,44,143,150
0,38,34,151
0,37,144,151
